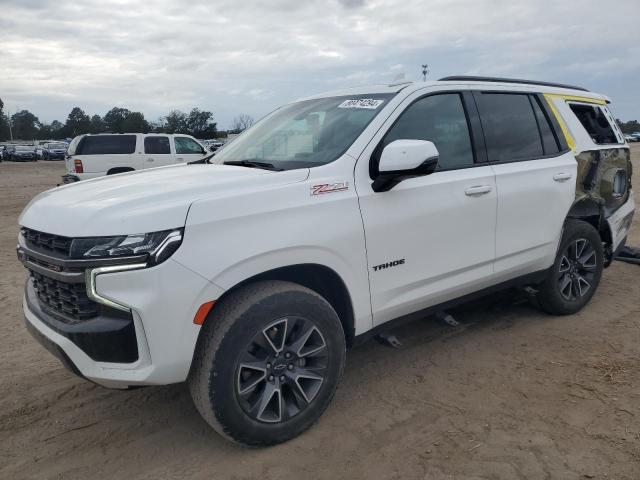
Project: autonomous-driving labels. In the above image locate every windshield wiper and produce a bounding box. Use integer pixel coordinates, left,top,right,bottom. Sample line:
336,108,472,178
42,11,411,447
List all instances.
223,159,283,171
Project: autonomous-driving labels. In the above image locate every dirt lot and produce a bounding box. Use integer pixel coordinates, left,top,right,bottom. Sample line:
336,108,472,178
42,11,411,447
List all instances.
1,148,639,480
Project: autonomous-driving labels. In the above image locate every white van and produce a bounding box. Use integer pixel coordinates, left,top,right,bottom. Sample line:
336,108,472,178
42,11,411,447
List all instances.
63,133,208,182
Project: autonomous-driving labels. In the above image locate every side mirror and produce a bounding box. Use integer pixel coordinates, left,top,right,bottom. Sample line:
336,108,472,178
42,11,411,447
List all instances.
372,140,439,192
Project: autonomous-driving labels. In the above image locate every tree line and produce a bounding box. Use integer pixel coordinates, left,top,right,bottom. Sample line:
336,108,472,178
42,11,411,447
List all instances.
617,119,640,134
0,97,255,141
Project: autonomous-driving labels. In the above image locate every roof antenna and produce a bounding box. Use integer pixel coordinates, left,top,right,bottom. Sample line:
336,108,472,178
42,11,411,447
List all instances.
421,64,429,81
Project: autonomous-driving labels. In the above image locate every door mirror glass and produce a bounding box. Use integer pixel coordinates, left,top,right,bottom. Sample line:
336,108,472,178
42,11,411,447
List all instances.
373,140,439,192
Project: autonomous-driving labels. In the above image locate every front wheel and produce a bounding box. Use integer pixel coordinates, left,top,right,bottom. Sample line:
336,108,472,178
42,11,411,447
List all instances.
189,280,346,446
537,219,604,315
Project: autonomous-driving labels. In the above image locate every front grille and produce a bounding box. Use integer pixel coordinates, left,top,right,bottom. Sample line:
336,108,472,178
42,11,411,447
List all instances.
22,228,73,256
29,270,99,323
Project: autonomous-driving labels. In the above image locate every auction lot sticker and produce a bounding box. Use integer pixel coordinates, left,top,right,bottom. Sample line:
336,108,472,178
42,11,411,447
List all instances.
338,99,385,109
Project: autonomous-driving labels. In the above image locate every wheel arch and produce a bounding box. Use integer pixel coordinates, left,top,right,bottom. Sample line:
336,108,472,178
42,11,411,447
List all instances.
106,167,135,175
202,264,356,347
565,197,614,264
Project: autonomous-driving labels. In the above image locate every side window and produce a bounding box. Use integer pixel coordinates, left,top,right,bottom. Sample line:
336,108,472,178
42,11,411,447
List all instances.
144,136,171,154
175,137,205,155
475,93,544,162
531,97,561,155
382,93,474,171
76,135,136,155
569,103,619,145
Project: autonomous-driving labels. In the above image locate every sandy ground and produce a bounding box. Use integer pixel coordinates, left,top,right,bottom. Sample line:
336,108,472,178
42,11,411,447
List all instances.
1,148,639,480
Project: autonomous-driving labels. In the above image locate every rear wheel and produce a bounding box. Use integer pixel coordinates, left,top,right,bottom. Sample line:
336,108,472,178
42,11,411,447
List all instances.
537,219,604,315
189,280,346,446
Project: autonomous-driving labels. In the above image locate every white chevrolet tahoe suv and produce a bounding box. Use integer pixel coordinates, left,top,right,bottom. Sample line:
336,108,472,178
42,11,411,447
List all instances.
18,77,635,445
63,133,208,182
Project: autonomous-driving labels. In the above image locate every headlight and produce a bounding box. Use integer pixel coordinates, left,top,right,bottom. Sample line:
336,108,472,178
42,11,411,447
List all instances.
69,228,183,265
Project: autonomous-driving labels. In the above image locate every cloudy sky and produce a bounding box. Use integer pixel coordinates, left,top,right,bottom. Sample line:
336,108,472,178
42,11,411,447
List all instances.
1,0,639,128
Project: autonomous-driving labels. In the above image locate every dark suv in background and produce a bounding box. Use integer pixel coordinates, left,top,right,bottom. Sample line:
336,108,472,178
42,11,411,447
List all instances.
7,145,37,161
42,142,68,160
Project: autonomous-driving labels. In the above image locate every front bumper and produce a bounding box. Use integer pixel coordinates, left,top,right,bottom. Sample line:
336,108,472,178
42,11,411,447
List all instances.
20,235,224,388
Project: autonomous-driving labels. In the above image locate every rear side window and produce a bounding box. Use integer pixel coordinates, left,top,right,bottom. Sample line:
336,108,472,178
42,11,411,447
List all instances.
382,93,474,171
76,135,136,155
175,137,204,155
475,93,543,162
531,97,561,155
569,103,618,145
144,136,171,154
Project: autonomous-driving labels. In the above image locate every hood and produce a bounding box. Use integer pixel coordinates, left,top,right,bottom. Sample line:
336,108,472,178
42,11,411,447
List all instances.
19,164,309,237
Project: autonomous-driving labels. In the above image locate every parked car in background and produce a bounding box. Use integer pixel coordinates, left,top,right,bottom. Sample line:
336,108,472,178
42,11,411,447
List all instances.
624,134,637,143
63,133,209,182
7,145,37,161
631,132,640,141
18,77,634,446
203,139,225,152
42,142,68,160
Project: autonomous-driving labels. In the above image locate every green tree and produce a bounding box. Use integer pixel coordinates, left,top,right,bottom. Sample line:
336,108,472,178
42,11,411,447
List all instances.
163,110,188,134
103,107,131,133
11,110,41,140
0,97,9,141
50,120,65,138
89,114,107,134
121,111,150,133
186,108,217,138
65,107,91,137
617,118,640,134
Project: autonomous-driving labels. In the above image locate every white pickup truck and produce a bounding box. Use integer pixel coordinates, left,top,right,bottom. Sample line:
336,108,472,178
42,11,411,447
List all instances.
63,133,209,182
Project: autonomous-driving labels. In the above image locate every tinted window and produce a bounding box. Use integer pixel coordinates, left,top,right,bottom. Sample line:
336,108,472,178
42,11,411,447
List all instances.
77,135,136,155
569,104,618,145
531,97,560,155
475,93,543,162
382,93,474,171
175,137,204,155
144,136,171,154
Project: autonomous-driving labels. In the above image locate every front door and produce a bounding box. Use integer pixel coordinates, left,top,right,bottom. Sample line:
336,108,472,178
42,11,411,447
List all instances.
355,91,498,326
174,136,207,163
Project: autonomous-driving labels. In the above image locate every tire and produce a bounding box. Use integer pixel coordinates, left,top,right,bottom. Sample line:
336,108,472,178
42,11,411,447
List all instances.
188,280,346,446
537,219,604,315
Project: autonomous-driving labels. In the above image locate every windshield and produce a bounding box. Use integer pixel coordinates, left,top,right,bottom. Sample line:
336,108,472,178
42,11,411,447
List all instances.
16,146,33,151
48,143,67,149
213,94,392,170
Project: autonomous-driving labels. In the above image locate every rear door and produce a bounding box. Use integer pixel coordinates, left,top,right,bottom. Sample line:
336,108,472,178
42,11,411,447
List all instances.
473,92,576,279
174,136,207,163
143,135,174,169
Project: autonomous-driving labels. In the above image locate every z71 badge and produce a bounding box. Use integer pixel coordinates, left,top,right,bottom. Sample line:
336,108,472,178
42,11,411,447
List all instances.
311,182,349,196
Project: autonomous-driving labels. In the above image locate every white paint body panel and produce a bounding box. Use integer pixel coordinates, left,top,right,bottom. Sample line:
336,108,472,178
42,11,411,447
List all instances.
491,154,577,281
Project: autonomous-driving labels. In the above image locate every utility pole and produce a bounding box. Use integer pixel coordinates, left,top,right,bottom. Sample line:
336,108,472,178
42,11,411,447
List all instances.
421,64,429,82
8,108,13,141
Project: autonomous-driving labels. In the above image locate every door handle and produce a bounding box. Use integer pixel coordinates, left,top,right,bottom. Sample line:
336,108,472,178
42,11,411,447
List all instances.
553,173,572,182
465,185,493,196
146,158,154,162
176,157,184,162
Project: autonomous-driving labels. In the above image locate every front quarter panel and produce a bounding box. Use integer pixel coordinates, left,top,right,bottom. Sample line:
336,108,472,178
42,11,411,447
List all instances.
175,156,373,335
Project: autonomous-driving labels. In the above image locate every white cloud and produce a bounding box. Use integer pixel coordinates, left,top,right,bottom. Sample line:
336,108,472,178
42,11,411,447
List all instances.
0,0,639,127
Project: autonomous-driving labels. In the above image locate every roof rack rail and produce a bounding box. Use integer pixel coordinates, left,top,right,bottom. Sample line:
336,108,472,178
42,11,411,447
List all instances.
438,76,589,92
